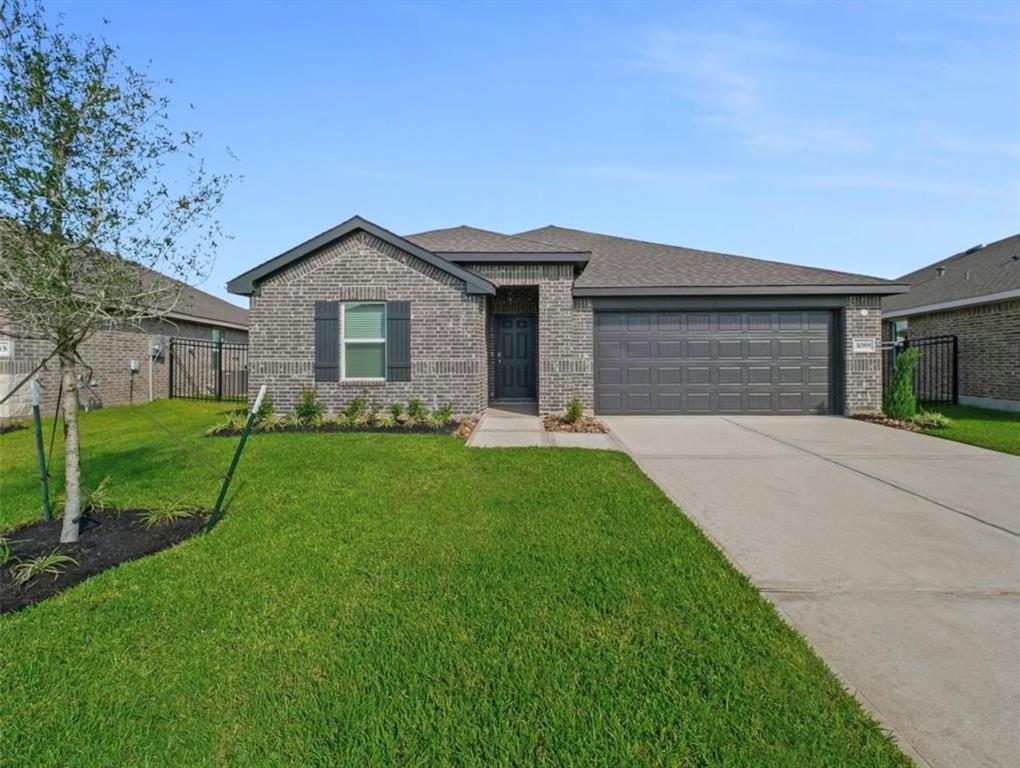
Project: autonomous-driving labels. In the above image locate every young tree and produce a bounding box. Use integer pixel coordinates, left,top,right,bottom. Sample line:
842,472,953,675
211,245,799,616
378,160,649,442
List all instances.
0,1,231,542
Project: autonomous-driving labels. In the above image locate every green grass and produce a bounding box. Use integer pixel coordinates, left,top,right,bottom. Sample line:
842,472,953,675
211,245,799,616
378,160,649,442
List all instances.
0,401,909,767
920,404,1020,456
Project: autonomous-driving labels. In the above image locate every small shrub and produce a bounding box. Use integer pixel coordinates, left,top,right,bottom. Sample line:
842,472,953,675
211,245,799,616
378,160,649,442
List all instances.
564,396,584,424
294,386,324,426
375,413,395,428
389,402,404,421
141,505,200,528
0,536,10,566
342,395,368,423
84,475,114,512
255,393,275,423
432,403,454,427
914,410,954,430
407,398,429,423
883,347,920,420
10,550,77,586
205,411,246,436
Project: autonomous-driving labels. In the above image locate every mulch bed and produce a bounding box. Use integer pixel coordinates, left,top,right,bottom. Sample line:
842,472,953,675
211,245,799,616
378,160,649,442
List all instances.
851,413,923,432
1,507,207,614
452,416,478,440
543,415,609,434
0,420,28,436
207,419,470,438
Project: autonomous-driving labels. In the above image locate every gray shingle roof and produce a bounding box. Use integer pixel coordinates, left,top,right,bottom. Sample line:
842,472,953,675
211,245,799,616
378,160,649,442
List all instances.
168,278,249,328
517,226,902,292
404,226,581,254
882,234,1020,315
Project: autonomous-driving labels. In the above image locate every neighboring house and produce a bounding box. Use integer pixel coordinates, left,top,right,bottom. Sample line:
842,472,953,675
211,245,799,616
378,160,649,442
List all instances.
0,276,248,418
227,216,906,417
882,234,1020,412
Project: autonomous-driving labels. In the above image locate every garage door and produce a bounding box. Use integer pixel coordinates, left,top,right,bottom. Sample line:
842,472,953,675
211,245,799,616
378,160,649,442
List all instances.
594,310,834,415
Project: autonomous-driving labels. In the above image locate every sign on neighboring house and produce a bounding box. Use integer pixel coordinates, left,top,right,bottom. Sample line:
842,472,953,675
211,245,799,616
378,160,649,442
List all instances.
0,338,13,358
852,338,877,353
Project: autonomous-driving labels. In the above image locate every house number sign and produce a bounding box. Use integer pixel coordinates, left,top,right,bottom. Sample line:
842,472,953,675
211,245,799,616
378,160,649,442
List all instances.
852,338,877,353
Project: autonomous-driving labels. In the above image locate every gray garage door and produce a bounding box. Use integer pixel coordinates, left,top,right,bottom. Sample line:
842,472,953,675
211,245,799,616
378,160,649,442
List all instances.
594,310,834,415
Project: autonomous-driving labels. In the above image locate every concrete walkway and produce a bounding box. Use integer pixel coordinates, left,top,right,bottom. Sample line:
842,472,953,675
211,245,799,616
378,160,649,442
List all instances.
604,415,1020,768
467,406,616,449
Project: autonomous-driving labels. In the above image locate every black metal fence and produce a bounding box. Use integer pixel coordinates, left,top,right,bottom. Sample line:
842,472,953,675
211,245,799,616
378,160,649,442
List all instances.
168,338,248,401
882,334,958,406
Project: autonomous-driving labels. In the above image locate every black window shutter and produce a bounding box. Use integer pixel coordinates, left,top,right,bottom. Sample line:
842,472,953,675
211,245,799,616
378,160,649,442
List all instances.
386,301,411,381
314,301,339,382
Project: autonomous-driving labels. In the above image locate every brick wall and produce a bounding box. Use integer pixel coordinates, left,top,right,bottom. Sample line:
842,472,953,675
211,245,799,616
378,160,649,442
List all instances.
0,316,245,418
843,295,883,413
893,298,1020,403
465,264,593,413
249,231,487,416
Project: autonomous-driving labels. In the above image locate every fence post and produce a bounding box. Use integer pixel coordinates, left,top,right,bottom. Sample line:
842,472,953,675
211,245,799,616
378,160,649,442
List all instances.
168,338,175,399
213,332,224,401
952,336,959,404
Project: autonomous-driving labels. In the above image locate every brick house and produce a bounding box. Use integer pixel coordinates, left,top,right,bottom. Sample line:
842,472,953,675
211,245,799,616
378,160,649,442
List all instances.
0,278,248,418
227,216,905,417
882,234,1020,412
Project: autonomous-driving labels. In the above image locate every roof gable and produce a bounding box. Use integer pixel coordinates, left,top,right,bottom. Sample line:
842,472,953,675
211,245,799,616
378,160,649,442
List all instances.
227,216,495,296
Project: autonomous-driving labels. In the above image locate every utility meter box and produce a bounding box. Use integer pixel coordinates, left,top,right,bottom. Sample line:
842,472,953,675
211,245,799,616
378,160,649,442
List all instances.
129,359,140,373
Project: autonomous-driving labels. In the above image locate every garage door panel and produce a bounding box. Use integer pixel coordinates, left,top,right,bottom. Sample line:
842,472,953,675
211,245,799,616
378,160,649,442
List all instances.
597,366,622,385
719,366,742,385
718,340,743,358
658,367,682,385
594,310,834,415
657,340,682,358
687,340,712,358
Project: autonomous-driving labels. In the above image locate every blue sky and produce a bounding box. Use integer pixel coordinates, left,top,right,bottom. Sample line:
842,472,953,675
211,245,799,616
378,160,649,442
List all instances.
51,0,1019,306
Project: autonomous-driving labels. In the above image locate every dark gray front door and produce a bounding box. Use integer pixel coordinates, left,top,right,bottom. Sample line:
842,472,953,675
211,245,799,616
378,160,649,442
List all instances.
594,310,834,415
495,315,536,399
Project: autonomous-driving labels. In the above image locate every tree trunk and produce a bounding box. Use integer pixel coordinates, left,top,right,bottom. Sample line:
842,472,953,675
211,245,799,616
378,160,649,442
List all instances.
59,352,82,543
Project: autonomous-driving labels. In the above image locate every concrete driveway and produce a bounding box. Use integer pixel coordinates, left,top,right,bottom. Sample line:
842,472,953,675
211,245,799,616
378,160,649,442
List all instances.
604,415,1020,768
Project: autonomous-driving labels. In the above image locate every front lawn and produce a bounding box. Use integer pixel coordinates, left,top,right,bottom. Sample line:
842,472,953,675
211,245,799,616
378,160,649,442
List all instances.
0,401,909,767
920,404,1020,456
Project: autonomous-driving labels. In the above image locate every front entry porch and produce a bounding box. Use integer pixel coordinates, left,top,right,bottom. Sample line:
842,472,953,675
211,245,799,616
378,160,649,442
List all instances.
487,285,540,407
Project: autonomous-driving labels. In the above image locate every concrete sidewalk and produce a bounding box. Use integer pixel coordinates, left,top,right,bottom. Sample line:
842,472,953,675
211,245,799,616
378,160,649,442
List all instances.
605,415,1020,768
467,406,615,449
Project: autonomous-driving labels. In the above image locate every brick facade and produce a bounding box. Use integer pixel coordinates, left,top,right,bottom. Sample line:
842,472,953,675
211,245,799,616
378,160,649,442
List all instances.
249,231,488,416
466,264,593,413
239,230,893,418
0,316,246,418
885,298,1020,406
843,295,883,413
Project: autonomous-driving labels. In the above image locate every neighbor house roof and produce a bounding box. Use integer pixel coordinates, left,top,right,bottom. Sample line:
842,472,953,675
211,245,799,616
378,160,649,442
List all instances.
518,226,907,296
404,226,590,265
227,216,495,296
167,278,249,329
882,234,1020,318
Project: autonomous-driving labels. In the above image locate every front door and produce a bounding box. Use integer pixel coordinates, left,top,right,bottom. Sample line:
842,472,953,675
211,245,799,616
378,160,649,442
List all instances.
495,315,536,399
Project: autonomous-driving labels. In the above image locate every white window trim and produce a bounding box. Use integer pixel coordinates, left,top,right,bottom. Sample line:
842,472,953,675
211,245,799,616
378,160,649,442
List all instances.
340,302,386,382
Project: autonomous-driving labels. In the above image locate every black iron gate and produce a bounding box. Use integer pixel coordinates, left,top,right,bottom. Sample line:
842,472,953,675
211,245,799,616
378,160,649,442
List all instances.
882,335,958,405
168,338,248,401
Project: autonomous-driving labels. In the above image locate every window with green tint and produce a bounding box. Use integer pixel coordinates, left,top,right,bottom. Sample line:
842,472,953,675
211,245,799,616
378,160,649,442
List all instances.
345,303,385,339
342,303,386,379
345,343,385,378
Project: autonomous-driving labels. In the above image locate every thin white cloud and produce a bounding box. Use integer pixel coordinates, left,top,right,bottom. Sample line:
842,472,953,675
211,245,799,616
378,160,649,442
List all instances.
637,23,871,155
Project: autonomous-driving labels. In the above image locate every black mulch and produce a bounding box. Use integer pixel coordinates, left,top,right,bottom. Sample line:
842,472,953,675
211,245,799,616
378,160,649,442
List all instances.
207,421,462,437
1,507,207,614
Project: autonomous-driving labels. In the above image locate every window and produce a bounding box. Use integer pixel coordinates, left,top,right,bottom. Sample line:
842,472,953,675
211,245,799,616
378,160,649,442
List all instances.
342,303,386,380
893,319,908,343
